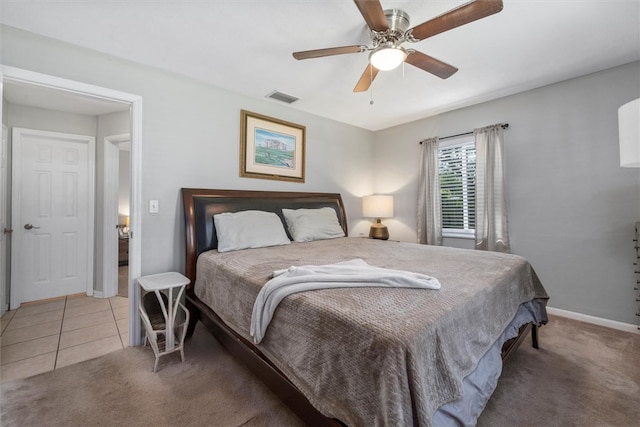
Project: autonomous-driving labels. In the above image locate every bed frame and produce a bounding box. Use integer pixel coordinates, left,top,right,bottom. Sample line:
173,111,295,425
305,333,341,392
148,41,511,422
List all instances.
181,188,538,426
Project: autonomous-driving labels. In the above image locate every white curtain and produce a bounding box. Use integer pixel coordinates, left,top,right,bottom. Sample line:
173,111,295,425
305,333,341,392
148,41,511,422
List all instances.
474,124,510,253
417,137,442,245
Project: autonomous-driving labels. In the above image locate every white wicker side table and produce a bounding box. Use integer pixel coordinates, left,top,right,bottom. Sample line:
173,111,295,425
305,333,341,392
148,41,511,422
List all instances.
137,272,190,372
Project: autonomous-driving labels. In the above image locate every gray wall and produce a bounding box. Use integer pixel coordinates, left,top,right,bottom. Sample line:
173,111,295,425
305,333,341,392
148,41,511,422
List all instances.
1,25,375,280
7,104,97,135
3,24,638,326
373,61,640,325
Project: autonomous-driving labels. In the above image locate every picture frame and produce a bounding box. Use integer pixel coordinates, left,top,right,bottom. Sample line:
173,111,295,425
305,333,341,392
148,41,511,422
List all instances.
240,110,306,183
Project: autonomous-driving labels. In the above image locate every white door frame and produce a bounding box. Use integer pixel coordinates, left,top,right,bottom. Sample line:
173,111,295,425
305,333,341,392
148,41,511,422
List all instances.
0,124,8,315
1,65,143,346
11,127,95,305
102,133,130,298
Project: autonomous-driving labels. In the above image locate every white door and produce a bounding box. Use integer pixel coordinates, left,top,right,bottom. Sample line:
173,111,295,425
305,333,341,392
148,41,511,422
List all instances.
11,128,95,306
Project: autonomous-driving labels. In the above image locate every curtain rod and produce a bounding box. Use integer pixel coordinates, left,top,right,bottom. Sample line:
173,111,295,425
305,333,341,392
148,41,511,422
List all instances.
419,123,509,144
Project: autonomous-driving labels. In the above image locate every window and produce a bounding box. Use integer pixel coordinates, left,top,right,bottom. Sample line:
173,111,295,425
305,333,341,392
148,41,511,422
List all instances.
439,139,476,237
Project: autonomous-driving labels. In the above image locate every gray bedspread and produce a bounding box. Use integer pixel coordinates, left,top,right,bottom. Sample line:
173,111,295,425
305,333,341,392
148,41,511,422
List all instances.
194,237,548,426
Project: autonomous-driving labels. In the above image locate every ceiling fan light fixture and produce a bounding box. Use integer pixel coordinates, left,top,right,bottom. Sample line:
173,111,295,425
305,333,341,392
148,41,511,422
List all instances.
369,45,407,71
293,0,505,92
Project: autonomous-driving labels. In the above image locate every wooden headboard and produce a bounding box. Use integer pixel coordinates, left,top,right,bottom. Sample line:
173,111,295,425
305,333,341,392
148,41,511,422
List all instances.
181,188,348,286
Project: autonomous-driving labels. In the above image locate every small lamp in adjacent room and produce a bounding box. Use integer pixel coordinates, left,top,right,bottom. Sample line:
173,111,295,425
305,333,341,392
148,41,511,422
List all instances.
619,98,640,168
363,195,394,240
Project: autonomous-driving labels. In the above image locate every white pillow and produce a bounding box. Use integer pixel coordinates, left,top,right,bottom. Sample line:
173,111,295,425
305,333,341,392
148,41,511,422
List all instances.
214,210,290,252
282,207,346,242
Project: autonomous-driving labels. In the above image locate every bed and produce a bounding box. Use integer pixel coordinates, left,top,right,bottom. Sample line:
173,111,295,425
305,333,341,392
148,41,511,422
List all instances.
181,188,548,426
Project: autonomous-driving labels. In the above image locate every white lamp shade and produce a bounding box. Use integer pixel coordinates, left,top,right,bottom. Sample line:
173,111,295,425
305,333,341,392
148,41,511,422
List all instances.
363,195,394,218
619,98,640,168
369,46,407,71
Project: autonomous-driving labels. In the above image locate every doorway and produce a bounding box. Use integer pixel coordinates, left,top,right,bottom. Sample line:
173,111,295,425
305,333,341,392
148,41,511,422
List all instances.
1,66,143,346
103,134,131,299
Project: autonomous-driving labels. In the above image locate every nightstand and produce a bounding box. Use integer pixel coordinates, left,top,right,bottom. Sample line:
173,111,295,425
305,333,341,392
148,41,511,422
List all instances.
137,272,190,372
118,237,129,266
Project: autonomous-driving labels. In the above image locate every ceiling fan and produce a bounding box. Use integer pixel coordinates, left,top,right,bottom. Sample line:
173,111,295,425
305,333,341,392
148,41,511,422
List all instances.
292,0,504,92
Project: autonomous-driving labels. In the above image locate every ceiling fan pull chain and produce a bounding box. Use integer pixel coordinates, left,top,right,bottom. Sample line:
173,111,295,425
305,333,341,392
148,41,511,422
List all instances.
369,66,375,105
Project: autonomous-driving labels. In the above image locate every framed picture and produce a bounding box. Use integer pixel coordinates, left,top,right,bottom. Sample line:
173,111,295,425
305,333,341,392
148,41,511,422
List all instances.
240,110,306,183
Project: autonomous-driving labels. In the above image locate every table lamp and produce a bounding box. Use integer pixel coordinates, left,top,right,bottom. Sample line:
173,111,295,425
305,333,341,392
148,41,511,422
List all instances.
363,195,394,240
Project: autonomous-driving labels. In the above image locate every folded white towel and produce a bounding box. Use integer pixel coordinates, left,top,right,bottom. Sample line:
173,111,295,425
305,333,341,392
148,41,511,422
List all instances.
250,259,440,344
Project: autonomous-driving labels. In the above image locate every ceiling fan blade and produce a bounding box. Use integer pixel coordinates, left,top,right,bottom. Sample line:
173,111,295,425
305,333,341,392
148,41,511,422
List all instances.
293,45,367,60
408,0,503,41
405,51,458,79
353,0,389,32
353,64,380,92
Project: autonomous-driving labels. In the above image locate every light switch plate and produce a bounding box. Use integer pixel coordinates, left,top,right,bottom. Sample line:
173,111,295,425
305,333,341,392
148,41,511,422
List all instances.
149,200,159,214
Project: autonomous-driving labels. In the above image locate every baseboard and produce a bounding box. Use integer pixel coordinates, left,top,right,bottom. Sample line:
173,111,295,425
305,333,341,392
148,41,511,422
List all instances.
92,290,120,299
547,307,640,334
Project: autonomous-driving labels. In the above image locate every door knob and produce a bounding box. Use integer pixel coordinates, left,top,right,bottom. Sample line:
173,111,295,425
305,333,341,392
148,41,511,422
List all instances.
24,224,40,230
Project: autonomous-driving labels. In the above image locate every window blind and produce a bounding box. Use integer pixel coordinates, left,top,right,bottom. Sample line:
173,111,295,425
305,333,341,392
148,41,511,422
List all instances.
439,142,476,231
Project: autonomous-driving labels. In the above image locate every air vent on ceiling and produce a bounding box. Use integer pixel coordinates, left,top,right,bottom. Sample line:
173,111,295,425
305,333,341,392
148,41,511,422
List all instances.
266,90,299,104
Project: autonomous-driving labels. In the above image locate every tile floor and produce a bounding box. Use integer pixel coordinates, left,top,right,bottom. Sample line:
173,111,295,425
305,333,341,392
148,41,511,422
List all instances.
0,295,129,384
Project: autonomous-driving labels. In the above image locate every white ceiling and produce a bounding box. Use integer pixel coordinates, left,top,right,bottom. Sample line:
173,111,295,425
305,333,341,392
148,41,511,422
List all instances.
2,0,639,131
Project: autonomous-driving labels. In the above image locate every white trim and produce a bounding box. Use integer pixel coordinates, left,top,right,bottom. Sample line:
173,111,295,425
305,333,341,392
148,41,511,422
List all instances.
438,134,474,149
93,290,104,299
2,66,138,105
439,137,476,235
87,136,96,298
442,229,474,239
0,124,8,316
2,65,143,346
129,99,143,347
102,138,118,298
102,134,130,299
547,306,640,334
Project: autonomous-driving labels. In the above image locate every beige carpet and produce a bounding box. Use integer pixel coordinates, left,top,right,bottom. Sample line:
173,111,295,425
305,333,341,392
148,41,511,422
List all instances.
478,315,640,427
1,315,638,426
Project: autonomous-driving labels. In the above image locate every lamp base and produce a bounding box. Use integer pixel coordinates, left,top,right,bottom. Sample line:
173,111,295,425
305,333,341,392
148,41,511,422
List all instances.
369,218,389,240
